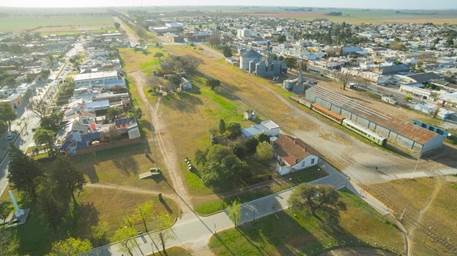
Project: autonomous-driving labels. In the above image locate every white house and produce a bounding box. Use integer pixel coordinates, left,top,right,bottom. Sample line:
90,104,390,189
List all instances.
274,134,319,176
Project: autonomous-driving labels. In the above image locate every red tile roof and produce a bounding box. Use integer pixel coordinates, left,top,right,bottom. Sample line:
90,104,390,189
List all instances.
275,135,315,166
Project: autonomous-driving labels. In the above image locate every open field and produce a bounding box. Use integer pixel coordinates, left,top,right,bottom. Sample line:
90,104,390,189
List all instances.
119,47,331,213
73,143,173,192
248,9,457,24
14,187,179,255
209,190,403,256
0,14,114,32
367,178,457,256
164,44,452,185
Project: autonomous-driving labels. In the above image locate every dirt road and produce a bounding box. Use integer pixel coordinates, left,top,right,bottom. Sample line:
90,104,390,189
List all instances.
131,71,193,213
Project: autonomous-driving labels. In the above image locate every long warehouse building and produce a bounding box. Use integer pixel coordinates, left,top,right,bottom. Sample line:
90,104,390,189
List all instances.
305,86,443,157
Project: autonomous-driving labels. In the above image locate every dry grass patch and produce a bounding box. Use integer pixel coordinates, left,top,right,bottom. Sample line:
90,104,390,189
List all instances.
367,178,457,256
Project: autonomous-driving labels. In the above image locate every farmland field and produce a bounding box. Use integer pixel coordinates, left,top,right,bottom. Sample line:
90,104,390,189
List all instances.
247,9,457,24
0,14,114,33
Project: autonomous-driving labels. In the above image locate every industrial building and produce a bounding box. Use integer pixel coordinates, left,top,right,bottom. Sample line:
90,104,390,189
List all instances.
305,86,443,157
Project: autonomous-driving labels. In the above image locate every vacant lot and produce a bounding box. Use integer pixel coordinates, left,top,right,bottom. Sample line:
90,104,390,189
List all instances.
367,178,457,256
209,190,403,256
73,143,172,192
0,14,114,32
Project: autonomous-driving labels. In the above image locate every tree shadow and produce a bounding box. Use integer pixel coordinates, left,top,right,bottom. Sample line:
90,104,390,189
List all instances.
161,91,203,113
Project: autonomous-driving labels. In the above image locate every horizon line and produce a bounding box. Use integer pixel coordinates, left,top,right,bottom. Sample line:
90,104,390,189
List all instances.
0,5,456,11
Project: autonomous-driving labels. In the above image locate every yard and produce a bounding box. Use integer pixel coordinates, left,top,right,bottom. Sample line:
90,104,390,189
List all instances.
209,189,403,256
367,178,457,256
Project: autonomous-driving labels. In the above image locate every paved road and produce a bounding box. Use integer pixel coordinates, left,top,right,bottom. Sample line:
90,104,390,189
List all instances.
87,160,348,256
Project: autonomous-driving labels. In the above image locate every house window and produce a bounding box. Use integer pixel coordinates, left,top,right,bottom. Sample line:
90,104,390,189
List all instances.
311,158,315,165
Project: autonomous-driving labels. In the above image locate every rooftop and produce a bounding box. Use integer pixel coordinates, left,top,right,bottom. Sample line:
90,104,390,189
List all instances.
74,71,119,81
275,135,316,166
308,86,437,145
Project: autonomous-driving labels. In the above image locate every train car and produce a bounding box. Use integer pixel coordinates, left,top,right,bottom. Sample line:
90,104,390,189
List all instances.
342,119,386,146
311,103,345,124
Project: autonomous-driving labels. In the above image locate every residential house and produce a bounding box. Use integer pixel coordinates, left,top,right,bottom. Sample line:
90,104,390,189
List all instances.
274,134,319,176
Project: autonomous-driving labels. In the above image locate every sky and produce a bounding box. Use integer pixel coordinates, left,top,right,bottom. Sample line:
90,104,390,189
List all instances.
1,0,456,10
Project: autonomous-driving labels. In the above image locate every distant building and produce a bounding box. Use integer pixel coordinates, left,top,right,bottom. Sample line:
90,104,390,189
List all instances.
239,49,262,70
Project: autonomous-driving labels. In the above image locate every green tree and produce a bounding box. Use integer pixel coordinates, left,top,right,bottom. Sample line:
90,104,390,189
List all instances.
113,225,138,256
0,201,11,224
0,228,19,256
8,145,44,201
33,128,56,156
226,122,241,139
40,110,63,133
218,119,226,134
49,156,86,206
255,142,273,162
227,200,241,227
91,221,109,245
137,201,154,232
36,177,71,230
207,78,221,90
222,46,232,57
200,145,246,185
288,184,345,220
154,52,164,58
106,107,123,121
244,137,258,155
0,102,15,132
194,149,208,166
154,212,174,255
284,57,297,70
47,237,92,256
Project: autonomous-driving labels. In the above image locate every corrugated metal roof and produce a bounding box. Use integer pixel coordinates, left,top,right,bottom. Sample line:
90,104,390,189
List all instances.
310,86,437,145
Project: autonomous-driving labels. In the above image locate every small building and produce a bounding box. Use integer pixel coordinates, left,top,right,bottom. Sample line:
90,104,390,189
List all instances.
244,110,256,121
179,77,192,91
274,134,319,176
241,120,280,138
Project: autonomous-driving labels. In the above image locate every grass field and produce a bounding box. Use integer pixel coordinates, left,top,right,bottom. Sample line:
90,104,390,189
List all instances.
73,143,172,192
148,247,192,256
209,189,403,256
248,9,457,24
0,14,114,32
194,167,328,215
15,187,179,255
367,178,457,256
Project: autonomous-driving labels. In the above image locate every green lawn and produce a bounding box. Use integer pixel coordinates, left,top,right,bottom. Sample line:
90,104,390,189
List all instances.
194,167,328,215
209,189,403,256
148,247,192,256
